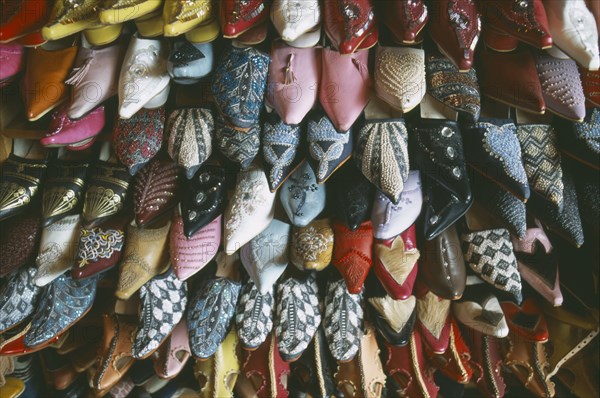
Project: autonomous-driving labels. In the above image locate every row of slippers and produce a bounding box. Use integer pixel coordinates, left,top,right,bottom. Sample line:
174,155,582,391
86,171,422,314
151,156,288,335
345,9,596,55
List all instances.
0,99,596,252
1,28,598,134
0,302,597,398
0,108,597,301
1,0,599,70
0,261,598,398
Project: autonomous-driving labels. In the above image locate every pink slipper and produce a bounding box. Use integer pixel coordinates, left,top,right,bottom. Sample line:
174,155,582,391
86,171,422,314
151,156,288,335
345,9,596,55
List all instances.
170,210,221,281
40,105,105,148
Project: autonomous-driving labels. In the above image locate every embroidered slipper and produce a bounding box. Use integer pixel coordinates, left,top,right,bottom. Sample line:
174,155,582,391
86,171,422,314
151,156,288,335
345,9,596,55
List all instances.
180,164,226,239
374,45,426,114
0,214,41,278
215,114,261,169
306,111,353,184
211,46,270,130
188,252,241,359
409,118,471,204
236,278,274,351
167,39,214,84
420,172,473,241
113,107,165,176
290,218,334,272
34,214,81,286
24,273,99,348
40,148,89,227
220,0,269,39
461,206,523,303
170,209,220,281
72,214,127,280
324,278,364,362
377,0,428,45
224,164,277,254
275,272,322,362
526,170,584,248
354,99,410,204
280,161,326,227
117,34,170,119
425,52,481,123
535,52,586,122
271,0,321,43
428,0,480,72
132,268,187,359
463,118,530,202
115,220,171,300
82,143,132,228
132,157,182,228
471,172,527,239
0,266,41,334
262,113,303,192
165,107,214,179
188,275,242,359
0,139,48,222
323,0,378,54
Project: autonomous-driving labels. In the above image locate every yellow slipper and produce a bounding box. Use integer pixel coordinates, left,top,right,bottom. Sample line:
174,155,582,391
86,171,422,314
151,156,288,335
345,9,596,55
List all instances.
195,329,240,398
185,18,220,44
42,0,102,40
163,0,215,37
99,0,163,25
135,10,164,38
83,23,123,46
0,378,25,398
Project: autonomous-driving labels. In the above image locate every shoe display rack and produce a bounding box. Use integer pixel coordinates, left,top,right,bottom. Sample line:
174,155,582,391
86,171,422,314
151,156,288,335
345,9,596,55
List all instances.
0,0,599,397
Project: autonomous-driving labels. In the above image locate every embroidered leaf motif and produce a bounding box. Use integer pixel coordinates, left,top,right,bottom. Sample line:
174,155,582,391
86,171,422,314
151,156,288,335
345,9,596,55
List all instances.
133,158,182,225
